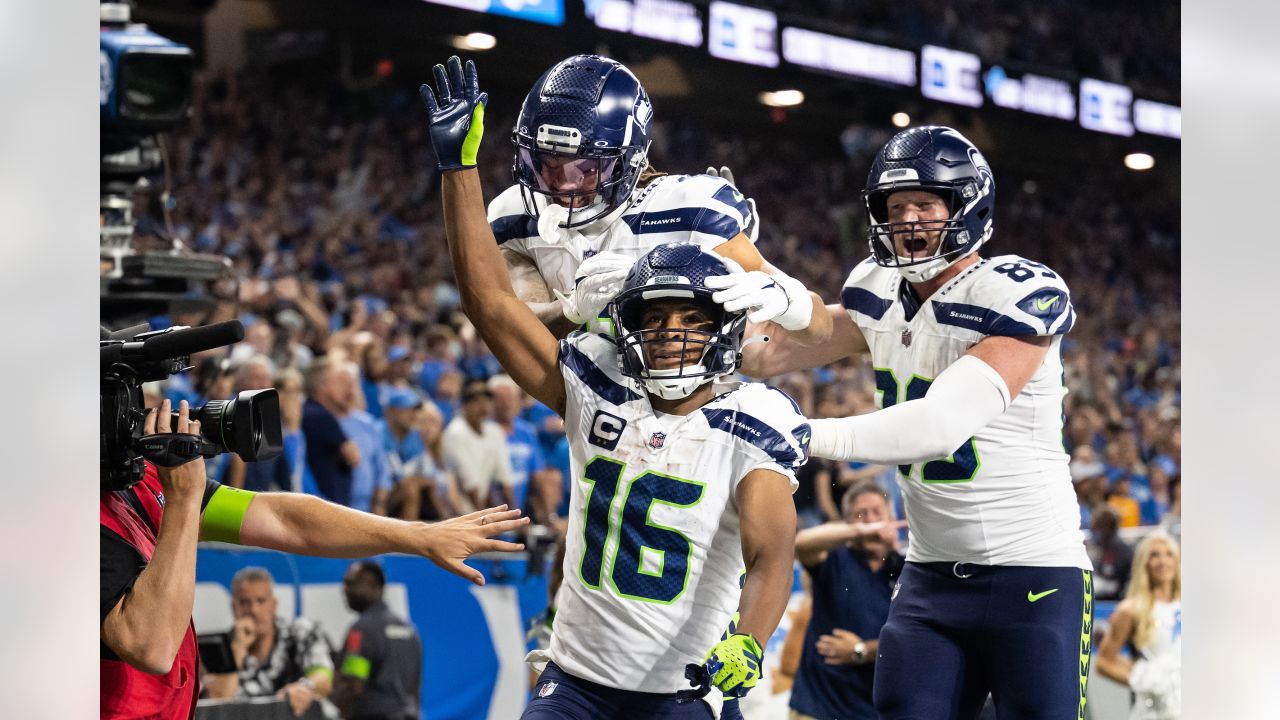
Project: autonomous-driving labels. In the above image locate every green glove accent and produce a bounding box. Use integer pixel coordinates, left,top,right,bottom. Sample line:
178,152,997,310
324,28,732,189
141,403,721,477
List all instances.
460,102,485,168
703,632,764,698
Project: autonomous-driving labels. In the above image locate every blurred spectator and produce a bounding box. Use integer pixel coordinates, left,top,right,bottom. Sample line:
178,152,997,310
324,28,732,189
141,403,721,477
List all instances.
333,562,422,720
203,567,336,718
793,458,840,530
403,401,462,520
334,362,394,514
1070,446,1108,530
275,366,309,494
488,374,560,527
1085,507,1134,601
383,387,428,520
790,483,905,720
1107,474,1143,528
442,380,514,513
224,356,293,493
302,357,360,506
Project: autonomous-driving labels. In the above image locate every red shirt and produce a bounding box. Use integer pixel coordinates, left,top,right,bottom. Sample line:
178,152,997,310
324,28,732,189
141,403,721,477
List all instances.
100,464,200,720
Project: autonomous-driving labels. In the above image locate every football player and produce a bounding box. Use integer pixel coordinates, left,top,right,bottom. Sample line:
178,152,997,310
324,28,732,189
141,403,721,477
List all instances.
485,53,829,346
728,126,1094,719
422,57,809,720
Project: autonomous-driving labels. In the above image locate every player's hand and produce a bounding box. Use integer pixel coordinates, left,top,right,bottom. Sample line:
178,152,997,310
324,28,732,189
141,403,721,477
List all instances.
276,680,316,717
705,165,759,243
143,399,205,501
816,628,863,665
416,505,529,585
697,633,764,698
419,55,488,171
705,266,814,331
554,251,633,325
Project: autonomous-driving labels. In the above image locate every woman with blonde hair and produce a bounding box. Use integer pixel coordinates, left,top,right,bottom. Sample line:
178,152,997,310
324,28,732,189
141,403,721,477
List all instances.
1096,531,1182,719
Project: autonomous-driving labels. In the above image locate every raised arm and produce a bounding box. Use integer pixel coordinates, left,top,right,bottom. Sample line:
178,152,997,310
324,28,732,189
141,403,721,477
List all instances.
422,56,566,415
238,493,526,586
807,335,1048,464
739,303,867,378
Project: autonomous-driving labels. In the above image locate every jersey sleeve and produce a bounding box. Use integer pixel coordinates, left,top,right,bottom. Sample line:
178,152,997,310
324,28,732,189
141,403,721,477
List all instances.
488,185,538,252
558,333,642,422
971,256,1076,337
641,175,753,251
706,385,810,493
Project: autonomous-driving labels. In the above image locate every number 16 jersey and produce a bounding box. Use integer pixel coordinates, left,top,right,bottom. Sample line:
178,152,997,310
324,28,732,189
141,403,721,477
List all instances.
841,254,1089,569
541,332,809,693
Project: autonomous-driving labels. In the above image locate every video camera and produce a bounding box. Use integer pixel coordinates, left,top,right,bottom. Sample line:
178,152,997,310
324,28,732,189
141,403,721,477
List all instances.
100,1,227,326
101,320,283,491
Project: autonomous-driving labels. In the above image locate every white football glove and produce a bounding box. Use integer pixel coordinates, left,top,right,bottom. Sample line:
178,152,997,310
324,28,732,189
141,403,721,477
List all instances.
705,264,814,331
554,251,634,325
705,166,759,243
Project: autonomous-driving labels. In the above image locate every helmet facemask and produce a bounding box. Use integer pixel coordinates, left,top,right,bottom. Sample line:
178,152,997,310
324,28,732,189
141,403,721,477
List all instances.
613,292,745,401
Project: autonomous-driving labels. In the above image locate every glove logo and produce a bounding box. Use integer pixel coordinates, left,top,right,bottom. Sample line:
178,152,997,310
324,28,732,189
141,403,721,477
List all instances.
537,681,558,698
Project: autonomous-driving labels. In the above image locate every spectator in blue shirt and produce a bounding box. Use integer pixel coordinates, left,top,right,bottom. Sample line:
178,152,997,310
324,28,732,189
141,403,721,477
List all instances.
301,357,361,507
334,362,393,514
789,482,905,720
383,386,429,520
488,375,559,525
274,366,310,494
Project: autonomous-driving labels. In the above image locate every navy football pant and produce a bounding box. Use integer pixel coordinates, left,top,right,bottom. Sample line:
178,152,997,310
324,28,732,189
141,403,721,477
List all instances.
522,662,716,720
874,562,1093,720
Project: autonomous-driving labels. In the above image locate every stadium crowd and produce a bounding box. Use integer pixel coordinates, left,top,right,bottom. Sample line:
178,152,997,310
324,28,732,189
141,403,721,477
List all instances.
143,68,1179,598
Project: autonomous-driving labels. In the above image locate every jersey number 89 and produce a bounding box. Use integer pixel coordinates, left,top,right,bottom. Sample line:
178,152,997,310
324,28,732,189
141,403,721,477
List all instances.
578,456,706,604
874,369,981,483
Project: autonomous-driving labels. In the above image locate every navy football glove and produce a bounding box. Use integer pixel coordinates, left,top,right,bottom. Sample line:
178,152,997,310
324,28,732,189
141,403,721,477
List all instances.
419,55,488,171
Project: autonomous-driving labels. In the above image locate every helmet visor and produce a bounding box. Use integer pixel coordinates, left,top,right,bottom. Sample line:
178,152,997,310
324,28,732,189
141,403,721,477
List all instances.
516,148,621,209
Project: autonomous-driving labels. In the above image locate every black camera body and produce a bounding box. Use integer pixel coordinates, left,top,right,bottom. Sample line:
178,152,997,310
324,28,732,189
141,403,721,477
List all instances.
101,320,283,491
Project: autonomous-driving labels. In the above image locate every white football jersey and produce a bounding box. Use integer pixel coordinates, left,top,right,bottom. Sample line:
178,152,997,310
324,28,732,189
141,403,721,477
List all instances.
540,332,807,693
841,254,1089,568
488,174,753,331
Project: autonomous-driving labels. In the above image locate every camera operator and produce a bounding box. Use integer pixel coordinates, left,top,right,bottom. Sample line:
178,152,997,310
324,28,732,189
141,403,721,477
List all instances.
100,399,529,720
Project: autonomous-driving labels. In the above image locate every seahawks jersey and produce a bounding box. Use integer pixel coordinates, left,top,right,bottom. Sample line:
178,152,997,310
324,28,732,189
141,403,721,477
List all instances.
538,332,808,694
488,174,753,330
841,255,1089,569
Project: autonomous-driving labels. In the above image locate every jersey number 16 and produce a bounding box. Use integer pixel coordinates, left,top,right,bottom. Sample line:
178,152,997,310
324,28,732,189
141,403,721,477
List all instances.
578,456,706,604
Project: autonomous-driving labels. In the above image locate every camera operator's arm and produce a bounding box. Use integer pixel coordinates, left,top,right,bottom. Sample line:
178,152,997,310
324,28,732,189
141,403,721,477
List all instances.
238,494,528,585
102,401,206,675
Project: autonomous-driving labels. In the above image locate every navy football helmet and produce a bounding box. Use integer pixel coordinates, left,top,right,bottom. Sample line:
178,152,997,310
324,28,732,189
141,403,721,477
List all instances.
610,244,746,401
863,126,995,282
512,55,653,229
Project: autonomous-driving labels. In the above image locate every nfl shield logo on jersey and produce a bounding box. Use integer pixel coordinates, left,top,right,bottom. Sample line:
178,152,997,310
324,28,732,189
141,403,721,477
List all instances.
901,329,913,347
538,681,558,698
648,432,666,449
